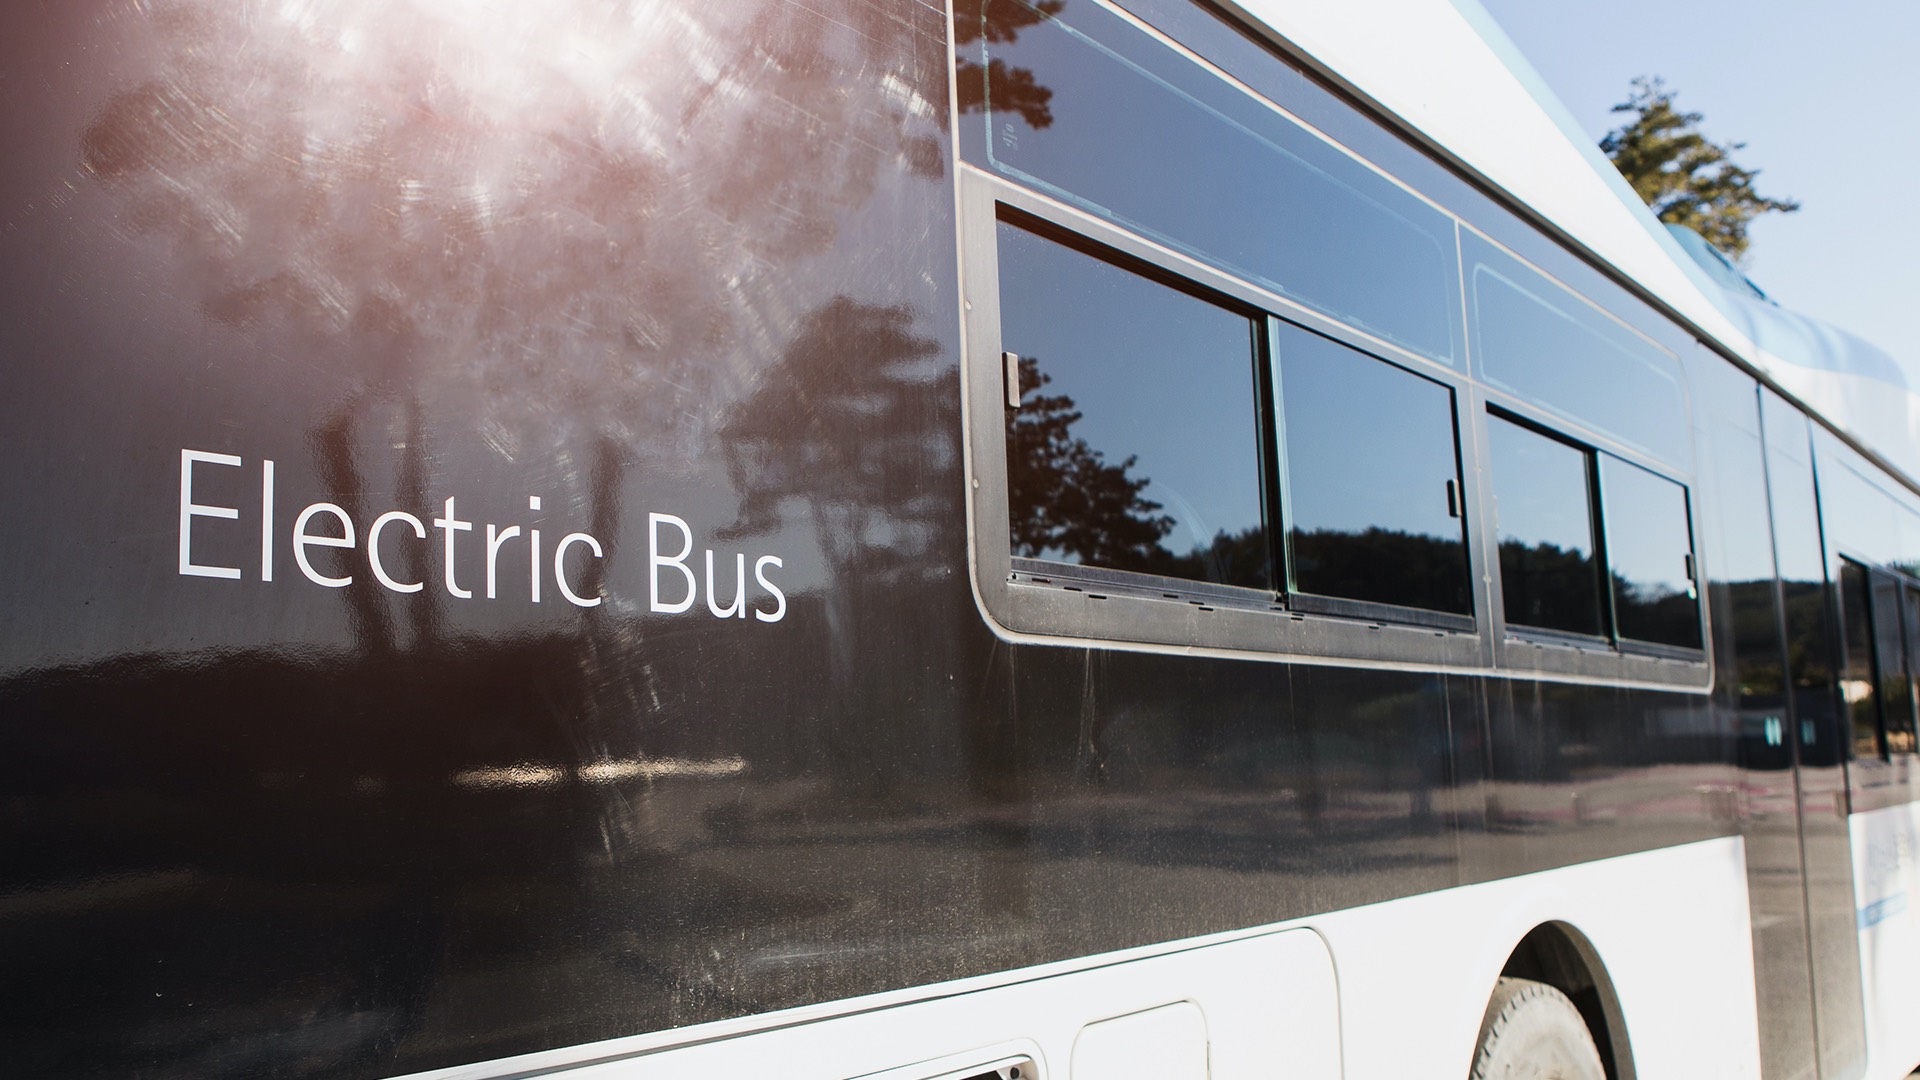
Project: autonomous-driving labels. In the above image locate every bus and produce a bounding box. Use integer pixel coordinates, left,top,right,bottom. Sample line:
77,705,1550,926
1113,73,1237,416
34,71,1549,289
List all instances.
3,0,1917,1077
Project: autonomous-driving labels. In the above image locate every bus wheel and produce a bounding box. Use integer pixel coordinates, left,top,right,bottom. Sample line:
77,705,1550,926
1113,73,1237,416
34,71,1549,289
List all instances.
1469,977,1605,1080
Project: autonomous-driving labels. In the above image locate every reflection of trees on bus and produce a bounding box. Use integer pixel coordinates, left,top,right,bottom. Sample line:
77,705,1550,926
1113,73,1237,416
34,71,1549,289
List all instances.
1004,355,1273,587
49,0,964,1071
1292,527,1467,613
77,0,947,458
1005,356,1175,567
1497,540,1602,632
717,296,987,801
954,0,1061,128
720,297,955,591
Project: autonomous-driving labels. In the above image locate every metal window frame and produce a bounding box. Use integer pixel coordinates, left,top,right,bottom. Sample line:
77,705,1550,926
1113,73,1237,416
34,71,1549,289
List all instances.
960,168,1712,690
963,166,1489,672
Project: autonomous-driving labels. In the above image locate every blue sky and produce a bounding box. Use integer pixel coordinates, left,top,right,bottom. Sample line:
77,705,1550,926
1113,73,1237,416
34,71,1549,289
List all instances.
1474,0,1920,370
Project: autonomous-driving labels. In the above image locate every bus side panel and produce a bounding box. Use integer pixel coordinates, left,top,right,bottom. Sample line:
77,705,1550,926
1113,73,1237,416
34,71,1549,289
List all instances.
1850,802,1920,1076
1314,837,1761,1080
520,929,1342,1080
0,0,987,1075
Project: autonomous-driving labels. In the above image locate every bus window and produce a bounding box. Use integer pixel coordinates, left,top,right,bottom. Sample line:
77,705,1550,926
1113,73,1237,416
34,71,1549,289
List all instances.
1877,575,1917,753
1901,583,1920,754
1275,320,1470,620
996,216,1272,593
961,0,1460,365
1837,559,1883,758
1465,232,1688,468
1486,413,1604,639
1598,455,1703,651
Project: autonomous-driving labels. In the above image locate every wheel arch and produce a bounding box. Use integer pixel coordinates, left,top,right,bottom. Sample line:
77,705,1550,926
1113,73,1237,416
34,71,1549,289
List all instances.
1498,920,1636,1080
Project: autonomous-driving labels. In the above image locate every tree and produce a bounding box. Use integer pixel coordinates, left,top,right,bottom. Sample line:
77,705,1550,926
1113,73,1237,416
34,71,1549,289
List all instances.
1600,77,1799,263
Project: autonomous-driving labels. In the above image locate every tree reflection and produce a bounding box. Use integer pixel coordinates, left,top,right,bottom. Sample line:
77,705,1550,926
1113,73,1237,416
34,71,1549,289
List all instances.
719,296,954,587
1006,356,1173,565
715,296,980,801
1499,538,1705,646
1613,574,1702,647
1292,527,1467,613
1497,539,1603,635
78,0,946,453
41,0,963,1071
1005,357,1274,588
954,0,1061,127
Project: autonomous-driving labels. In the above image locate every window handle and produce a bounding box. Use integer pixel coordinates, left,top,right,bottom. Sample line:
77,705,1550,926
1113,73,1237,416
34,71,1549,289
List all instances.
1003,351,1022,409
1446,479,1461,518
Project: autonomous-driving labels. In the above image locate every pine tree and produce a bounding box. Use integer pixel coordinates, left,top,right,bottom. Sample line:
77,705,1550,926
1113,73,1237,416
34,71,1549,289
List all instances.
1601,77,1799,264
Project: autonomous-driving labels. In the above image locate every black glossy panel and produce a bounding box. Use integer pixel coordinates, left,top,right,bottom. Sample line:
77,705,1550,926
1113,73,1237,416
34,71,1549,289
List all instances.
998,219,1270,589
1599,456,1702,650
1761,304,1867,1080
0,0,977,1074
0,0,1783,1075
1694,375,1818,1080
1476,678,1730,881
1465,233,1688,466
1487,414,1602,637
1277,322,1468,613
960,0,1459,363
1761,395,1847,767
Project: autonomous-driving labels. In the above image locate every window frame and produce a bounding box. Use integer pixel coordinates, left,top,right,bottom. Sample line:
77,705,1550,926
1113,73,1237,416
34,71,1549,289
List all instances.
1833,553,1920,761
996,206,1281,603
1272,321,1475,633
1476,395,1710,685
950,0,1713,689
1482,406,1612,648
1597,452,1708,659
960,168,1490,669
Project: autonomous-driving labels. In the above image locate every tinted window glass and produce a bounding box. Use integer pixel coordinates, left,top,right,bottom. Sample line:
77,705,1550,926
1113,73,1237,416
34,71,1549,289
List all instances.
1838,559,1882,758
1599,456,1702,650
1277,322,1468,614
1466,233,1689,466
1882,579,1916,754
962,0,1460,364
997,219,1270,590
1487,413,1603,637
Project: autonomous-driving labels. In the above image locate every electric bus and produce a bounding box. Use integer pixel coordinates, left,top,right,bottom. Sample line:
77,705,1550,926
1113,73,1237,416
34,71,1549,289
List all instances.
2,0,1917,1077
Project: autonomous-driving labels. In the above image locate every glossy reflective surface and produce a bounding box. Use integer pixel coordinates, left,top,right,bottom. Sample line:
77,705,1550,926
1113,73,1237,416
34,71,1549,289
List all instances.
1277,322,1468,614
1598,456,1702,650
1692,362,1817,1080
998,219,1269,589
960,0,1459,363
1466,234,1689,467
0,1,1794,1077
1487,414,1603,637
1759,389,1868,1077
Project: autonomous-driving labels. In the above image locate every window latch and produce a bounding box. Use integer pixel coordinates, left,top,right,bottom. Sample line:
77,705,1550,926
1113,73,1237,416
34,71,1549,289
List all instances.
1445,479,1461,518
1003,351,1022,409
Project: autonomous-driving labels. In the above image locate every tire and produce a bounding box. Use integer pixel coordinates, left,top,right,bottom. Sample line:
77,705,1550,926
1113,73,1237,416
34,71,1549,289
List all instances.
1468,977,1606,1080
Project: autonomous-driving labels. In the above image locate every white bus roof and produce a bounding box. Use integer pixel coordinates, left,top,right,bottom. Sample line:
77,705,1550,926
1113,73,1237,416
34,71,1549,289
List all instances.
1230,0,1920,486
